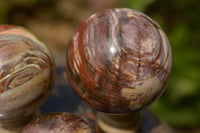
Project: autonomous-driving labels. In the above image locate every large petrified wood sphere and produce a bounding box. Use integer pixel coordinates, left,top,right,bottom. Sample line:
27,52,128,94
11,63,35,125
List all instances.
22,112,93,133
0,25,55,120
66,8,173,113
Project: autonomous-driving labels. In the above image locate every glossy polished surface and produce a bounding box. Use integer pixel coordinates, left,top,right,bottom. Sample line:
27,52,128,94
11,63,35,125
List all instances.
22,112,93,133
66,8,173,113
0,25,55,120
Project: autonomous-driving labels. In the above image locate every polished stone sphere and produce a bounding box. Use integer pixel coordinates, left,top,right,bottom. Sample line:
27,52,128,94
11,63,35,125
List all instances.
0,25,55,120
66,8,173,113
22,112,93,133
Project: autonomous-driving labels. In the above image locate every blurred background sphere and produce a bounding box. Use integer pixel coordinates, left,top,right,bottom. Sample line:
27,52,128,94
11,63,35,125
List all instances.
0,0,199,132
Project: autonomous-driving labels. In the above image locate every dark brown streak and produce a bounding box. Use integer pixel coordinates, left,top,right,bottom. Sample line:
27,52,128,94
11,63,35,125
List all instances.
141,15,162,31
152,29,163,66
135,18,141,81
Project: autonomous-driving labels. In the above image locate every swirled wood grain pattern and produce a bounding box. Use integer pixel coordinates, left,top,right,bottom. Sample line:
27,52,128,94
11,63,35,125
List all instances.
22,112,93,133
66,8,173,113
0,25,55,120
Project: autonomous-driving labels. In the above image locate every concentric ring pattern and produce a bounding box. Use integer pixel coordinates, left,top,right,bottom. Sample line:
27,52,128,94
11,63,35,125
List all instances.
0,25,55,119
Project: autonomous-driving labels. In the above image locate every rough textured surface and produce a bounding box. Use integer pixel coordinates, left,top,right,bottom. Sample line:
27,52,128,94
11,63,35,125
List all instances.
0,25,55,120
66,8,173,113
22,112,93,133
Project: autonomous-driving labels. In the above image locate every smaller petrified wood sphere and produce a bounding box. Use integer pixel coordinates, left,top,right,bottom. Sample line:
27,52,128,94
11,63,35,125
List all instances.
66,8,173,113
22,112,93,133
0,25,55,120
